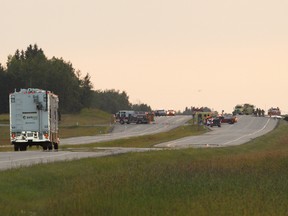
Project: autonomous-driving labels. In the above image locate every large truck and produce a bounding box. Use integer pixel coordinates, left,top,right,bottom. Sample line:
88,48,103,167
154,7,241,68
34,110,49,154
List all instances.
268,107,281,116
233,104,244,115
233,103,254,115
242,103,255,115
115,110,135,124
9,88,59,151
115,110,154,124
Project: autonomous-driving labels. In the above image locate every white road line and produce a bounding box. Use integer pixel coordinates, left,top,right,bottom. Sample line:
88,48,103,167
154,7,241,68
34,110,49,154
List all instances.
223,118,271,145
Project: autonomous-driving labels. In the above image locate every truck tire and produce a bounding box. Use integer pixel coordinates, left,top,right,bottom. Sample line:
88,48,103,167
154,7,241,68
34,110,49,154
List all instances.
14,144,19,151
53,143,59,151
20,145,27,151
48,144,53,151
42,144,48,151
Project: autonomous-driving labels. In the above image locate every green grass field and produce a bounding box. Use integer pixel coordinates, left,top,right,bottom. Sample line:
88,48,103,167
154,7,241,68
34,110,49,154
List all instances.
1,110,288,215
0,122,288,215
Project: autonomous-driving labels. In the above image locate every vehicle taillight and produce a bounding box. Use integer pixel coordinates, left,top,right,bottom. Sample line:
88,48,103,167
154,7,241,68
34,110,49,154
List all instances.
11,133,16,139
44,133,49,139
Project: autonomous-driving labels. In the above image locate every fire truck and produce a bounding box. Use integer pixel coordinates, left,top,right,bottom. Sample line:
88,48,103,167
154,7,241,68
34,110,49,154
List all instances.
233,104,254,115
115,110,154,124
268,107,281,116
9,88,59,151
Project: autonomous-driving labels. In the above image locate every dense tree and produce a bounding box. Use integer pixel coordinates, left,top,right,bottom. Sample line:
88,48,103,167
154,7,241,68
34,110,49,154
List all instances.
6,44,49,90
78,72,93,108
46,57,84,112
1,44,93,113
0,44,154,114
0,64,10,113
91,89,132,114
132,103,152,112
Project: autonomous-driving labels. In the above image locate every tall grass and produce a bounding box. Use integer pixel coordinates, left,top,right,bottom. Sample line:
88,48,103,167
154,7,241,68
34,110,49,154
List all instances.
0,114,10,149
0,121,288,215
0,114,9,123
0,126,11,149
59,108,113,126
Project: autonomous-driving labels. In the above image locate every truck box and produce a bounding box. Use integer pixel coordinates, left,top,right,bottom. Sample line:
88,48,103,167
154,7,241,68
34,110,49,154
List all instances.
9,88,59,151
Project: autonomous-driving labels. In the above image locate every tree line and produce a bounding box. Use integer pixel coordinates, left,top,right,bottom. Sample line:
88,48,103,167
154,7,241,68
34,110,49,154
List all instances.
0,44,151,114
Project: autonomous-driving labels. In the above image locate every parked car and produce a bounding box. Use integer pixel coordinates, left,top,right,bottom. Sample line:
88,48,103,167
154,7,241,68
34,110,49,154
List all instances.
167,110,176,116
154,110,167,116
220,115,237,124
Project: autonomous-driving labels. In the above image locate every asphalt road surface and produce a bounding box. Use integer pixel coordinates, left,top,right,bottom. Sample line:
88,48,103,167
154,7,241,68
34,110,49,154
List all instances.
0,115,278,170
60,115,191,145
156,115,278,148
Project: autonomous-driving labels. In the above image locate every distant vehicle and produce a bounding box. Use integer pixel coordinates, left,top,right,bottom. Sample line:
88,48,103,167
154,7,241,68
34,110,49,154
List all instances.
233,105,244,115
233,104,254,115
206,117,221,127
211,118,221,127
243,104,255,115
268,107,281,116
167,110,176,116
115,110,154,124
154,110,167,116
220,115,237,124
125,113,149,124
115,110,135,124
9,88,59,151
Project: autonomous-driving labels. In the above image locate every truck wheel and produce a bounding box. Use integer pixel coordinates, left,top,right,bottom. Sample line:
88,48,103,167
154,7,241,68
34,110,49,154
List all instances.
14,144,20,151
43,145,48,151
20,145,27,151
120,120,124,124
48,143,53,151
53,143,59,151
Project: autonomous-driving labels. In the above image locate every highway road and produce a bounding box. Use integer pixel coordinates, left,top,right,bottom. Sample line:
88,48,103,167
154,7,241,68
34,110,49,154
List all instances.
0,115,278,170
61,115,191,145
156,115,278,148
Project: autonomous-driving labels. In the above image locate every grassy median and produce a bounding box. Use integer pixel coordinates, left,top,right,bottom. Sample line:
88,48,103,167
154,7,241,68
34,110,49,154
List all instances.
0,119,288,215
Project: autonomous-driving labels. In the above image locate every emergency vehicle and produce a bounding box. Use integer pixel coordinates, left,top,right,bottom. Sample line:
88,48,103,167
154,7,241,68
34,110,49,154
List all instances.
268,107,281,116
115,110,154,124
9,88,59,151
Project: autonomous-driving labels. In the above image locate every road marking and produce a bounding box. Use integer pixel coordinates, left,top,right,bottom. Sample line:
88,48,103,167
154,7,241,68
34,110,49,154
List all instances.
223,118,272,145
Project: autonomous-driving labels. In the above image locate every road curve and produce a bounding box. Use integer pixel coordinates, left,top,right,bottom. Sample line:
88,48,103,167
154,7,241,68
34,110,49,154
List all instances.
0,115,279,171
60,115,192,145
156,115,278,148
0,148,163,171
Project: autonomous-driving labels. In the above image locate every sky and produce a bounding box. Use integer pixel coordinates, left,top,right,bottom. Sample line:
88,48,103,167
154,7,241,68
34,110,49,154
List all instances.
1,0,288,114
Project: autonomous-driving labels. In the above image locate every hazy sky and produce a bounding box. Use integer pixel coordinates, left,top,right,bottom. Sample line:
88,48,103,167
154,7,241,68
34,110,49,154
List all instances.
1,0,288,113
